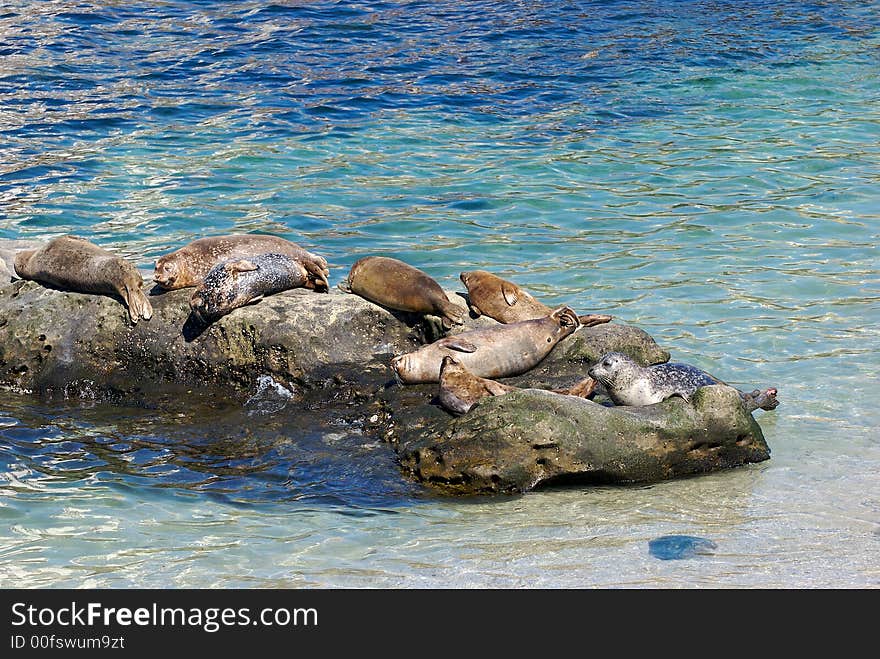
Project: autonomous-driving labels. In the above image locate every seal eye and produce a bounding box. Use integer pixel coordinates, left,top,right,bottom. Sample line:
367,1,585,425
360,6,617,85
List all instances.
547,337,552,343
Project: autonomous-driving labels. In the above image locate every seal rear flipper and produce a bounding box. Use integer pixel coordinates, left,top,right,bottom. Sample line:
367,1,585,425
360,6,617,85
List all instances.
303,260,330,292
439,298,466,327
578,313,613,327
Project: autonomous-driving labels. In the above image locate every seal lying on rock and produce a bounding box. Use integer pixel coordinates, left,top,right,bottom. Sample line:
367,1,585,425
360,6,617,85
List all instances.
339,256,466,329
392,306,579,384
154,234,329,292
587,352,779,413
438,355,596,415
189,253,313,323
460,269,612,327
13,235,152,324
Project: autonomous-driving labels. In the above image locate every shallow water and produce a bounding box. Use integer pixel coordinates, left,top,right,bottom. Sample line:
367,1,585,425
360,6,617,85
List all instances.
1,1,878,588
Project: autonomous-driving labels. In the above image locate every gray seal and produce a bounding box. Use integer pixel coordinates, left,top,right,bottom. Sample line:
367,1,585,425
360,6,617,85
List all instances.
189,252,311,323
587,352,779,413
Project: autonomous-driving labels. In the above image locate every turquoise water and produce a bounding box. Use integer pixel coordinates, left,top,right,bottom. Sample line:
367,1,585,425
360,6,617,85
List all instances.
1,1,878,587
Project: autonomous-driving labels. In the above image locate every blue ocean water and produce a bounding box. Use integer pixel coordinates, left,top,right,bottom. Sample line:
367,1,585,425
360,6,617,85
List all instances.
1,1,878,587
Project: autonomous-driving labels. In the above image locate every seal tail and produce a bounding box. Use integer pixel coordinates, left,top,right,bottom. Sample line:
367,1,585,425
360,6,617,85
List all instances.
578,313,613,327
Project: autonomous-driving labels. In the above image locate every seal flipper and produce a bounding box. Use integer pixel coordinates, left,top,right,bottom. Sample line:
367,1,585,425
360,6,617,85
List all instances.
337,278,353,294
577,313,613,327
438,298,466,328
120,284,153,324
501,282,519,306
437,337,478,353
224,260,258,275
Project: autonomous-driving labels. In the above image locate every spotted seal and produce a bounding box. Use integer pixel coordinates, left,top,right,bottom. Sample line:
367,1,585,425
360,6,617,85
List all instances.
189,252,312,323
154,234,329,292
13,235,153,324
438,355,596,415
587,352,779,413
391,306,578,384
339,256,465,329
460,269,612,327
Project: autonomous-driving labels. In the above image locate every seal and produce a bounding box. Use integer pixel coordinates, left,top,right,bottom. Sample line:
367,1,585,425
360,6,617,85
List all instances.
438,355,597,415
460,270,612,327
437,355,517,415
154,234,329,292
391,306,578,384
13,235,152,324
587,352,779,412
189,252,311,323
339,256,465,329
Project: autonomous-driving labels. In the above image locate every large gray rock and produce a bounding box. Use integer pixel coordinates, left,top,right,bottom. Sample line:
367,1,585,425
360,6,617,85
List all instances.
388,384,770,494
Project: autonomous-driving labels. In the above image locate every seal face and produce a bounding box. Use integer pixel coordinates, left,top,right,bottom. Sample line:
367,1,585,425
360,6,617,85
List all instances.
460,269,612,327
13,235,152,324
391,306,578,384
588,352,780,411
339,256,465,329
189,252,310,323
154,234,329,292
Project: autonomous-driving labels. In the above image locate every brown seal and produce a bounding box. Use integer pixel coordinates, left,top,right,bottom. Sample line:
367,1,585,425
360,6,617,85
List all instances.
460,269,612,327
391,306,578,384
13,235,153,324
438,355,596,415
339,256,465,329
154,234,329,292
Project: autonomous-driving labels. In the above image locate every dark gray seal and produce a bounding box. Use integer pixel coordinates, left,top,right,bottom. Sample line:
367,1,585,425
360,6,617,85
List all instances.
587,352,779,413
13,235,152,324
189,252,311,323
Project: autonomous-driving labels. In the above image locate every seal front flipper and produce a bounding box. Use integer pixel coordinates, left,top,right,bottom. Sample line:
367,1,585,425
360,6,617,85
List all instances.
120,284,153,324
224,260,258,275
501,282,519,306
337,278,352,294
436,337,478,353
